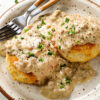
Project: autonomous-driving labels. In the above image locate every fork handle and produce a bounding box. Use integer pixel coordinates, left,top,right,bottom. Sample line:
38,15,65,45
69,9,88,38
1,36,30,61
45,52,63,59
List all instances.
27,0,44,13
30,0,58,16
27,0,58,24
41,0,58,11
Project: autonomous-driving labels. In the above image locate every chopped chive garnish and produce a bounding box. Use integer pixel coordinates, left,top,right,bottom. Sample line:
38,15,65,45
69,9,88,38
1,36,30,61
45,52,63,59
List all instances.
65,78,71,84
58,46,61,49
60,83,64,89
39,58,44,62
76,41,81,44
60,39,62,43
60,85,64,89
65,18,70,23
40,34,45,39
21,37,24,40
42,19,46,25
70,25,75,34
60,64,66,68
24,28,29,32
14,35,17,39
65,26,68,29
38,49,41,52
46,37,50,40
37,25,42,29
28,52,34,57
22,51,24,54
52,28,55,32
15,0,18,4
48,50,54,55
61,22,65,26
38,43,44,49
48,32,51,35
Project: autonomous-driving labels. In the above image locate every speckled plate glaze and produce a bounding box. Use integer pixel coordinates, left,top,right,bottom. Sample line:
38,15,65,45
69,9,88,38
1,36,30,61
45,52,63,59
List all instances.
0,0,100,100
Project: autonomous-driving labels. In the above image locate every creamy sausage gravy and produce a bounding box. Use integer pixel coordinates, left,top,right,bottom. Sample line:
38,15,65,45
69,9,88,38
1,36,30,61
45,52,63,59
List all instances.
5,10,98,99
54,10,100,54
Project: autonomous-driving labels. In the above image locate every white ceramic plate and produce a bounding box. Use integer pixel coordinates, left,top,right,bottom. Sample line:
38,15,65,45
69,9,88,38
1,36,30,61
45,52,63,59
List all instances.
0,0,100,100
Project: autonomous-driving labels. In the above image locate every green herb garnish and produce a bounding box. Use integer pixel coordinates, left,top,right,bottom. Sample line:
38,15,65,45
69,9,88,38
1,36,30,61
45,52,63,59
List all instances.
65,18,70,23
24,28,29,32
21,51,24,54
65,26,68,29
61,22,65,26
65,78,71,84
46,37,50,40
39,58,44,62
28,52,34,57
58,46,61,49
60,85,64,89
38,43,44,49
37,25,42,29
48,50,54,55
60,39,62,43
38,49,41,52
42,19,46,25
60,83,64,89
76,41,81,44
40,34,45,39
52,28,55,32
21,37,24,40
15,0,18,4
14,35,17,39
70,25,75,34
48,32,51,35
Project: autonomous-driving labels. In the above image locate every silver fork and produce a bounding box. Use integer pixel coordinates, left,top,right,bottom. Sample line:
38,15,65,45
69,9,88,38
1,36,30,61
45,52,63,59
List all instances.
0,0,58,41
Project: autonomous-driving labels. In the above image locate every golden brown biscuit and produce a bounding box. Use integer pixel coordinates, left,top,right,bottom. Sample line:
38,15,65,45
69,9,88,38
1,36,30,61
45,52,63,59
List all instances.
58,43,100,62
6,54,38,84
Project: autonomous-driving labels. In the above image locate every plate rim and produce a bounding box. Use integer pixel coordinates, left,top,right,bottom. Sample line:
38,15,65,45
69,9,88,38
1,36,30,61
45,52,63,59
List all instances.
0,0,100,100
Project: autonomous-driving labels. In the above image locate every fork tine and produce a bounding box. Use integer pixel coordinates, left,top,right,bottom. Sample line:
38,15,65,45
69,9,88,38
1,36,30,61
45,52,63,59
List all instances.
0,31,17,41
0,29,11,35
0,26,9,31
0,23,18,35
11,24,18,29
0,22,14,31
0,31,15,38
0,27,21,38
0,30,16,37
0,27,10,33
0,27,15,35
14,27,21,32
